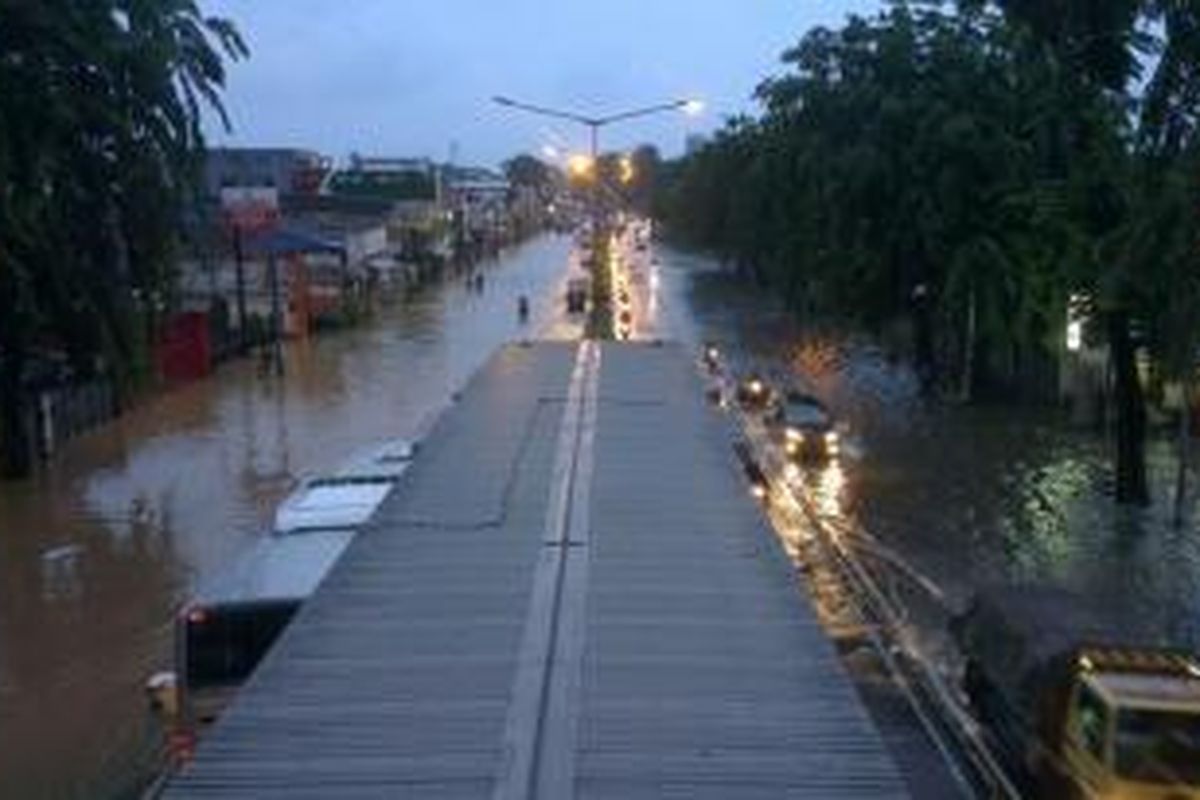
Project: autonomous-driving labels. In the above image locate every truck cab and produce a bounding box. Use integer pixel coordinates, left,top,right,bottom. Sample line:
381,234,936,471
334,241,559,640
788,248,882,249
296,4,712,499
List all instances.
954,586,1200,799
1061,650,1200,798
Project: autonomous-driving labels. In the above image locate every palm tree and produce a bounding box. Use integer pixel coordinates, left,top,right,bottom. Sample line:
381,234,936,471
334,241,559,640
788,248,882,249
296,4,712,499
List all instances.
0,0,246,477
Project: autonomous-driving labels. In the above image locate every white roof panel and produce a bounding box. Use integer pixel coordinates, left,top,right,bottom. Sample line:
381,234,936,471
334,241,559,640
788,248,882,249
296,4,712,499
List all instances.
273,479,393,533
196,529,355,606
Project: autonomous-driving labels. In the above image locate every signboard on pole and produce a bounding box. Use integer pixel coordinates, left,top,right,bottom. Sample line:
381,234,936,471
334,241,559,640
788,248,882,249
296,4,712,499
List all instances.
220,186,280,234
220,186,279,357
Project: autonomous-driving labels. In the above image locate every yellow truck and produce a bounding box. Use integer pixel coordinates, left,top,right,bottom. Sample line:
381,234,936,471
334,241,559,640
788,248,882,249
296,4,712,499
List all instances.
953,585,1200,798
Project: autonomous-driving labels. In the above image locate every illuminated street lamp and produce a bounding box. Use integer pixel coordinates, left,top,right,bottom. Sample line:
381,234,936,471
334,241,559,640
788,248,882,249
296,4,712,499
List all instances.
619,154,635,184
567,153,595,179
493,94,702,233
492,94,702,169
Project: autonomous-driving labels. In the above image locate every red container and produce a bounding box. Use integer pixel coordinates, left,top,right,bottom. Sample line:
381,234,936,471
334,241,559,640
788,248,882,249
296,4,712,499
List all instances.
155,312,213,383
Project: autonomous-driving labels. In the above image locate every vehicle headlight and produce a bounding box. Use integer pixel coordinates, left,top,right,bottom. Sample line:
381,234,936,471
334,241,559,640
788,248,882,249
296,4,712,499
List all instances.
786,441,798,455
786,428,804,442
825,431,839,444
748,380,763,395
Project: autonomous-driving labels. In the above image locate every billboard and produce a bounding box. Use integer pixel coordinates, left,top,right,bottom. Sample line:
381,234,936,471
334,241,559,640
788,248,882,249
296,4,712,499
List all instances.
220,186,279,233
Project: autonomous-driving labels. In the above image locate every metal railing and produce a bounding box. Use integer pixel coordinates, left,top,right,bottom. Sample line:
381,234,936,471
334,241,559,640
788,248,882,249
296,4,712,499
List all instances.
709,361,1023,800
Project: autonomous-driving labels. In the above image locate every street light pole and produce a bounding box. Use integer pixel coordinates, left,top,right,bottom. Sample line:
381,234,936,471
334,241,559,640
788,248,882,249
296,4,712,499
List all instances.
268,253,284,377
588,122,600,276
492,95,701,338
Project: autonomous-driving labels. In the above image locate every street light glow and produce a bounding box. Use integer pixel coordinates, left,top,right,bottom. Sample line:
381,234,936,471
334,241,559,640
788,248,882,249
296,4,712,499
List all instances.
541,145,560,160
619,155,635,184
683,99,705,116
567,153,594,178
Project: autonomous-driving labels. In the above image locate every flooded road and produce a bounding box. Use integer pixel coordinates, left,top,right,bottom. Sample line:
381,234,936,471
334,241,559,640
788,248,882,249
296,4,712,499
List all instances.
5,229,1199,797
650,246,1200,656
0,234,576,798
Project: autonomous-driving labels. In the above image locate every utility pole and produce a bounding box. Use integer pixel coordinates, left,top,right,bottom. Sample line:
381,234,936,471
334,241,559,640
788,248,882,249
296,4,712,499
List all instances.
233,224,249,354
268,253,284,376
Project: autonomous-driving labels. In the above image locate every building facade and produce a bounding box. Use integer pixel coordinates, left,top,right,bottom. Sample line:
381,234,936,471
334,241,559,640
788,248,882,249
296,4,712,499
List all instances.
204,148,331,200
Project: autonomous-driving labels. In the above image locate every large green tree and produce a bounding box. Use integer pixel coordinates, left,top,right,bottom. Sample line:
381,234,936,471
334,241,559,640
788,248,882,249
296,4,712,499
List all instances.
502,153,563,202
660,0,1200,508
0,0,245,477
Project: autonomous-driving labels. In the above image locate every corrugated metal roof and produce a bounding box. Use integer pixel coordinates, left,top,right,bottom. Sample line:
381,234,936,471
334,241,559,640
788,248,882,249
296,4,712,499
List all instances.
164,341,907,799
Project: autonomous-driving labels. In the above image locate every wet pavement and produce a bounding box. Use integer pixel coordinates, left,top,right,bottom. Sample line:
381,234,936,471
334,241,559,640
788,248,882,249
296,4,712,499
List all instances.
0,234,577,798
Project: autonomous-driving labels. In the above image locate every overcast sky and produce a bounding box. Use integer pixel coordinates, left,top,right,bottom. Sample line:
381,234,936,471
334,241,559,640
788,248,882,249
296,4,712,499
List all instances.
200,1,880,168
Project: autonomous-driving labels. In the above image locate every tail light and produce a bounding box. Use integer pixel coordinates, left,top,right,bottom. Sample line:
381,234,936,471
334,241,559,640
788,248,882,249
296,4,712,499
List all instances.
168,727,196,765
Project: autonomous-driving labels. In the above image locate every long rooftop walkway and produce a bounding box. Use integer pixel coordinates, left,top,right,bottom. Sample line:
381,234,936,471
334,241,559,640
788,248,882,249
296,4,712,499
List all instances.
165,341,907,798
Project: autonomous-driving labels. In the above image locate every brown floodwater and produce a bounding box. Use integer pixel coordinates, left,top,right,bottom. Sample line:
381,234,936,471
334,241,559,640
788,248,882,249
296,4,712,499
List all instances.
0,234,576,798
4,231,1198,797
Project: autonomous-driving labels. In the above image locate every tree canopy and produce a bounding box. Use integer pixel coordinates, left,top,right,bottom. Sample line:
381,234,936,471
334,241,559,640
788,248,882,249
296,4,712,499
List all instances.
0,0,246,475
659,0,1200,503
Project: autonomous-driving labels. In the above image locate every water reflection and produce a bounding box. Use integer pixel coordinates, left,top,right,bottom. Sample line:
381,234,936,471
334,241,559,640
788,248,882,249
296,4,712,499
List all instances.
814,461,847,520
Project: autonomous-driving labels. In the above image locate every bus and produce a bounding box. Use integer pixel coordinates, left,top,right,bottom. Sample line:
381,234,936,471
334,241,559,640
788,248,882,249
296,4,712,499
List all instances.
146,439,415,759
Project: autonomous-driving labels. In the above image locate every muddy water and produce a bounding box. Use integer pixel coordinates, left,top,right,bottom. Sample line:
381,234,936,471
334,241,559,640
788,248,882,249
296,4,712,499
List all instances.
0,234,576,798
652,247,1200,653
6,231,1199,796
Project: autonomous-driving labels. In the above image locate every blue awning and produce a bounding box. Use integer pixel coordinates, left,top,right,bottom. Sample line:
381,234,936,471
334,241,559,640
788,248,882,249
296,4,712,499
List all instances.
243,228,344,257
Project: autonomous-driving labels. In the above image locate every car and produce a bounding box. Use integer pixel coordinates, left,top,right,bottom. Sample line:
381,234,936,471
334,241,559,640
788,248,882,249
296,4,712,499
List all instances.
566,278,588,313
735,373,773,412
773,391,839,462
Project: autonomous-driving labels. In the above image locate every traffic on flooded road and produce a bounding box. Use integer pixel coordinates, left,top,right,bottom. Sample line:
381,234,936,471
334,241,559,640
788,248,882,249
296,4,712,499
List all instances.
9,3,1200,798
6,209,1200,799
658,244,1200,799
